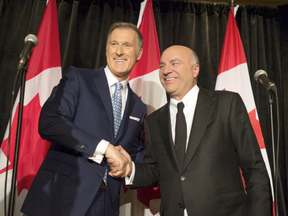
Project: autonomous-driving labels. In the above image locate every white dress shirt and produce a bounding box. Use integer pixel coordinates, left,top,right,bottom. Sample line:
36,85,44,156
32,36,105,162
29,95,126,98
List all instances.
126,85,200,216
88,66,128,163
169,85,199,149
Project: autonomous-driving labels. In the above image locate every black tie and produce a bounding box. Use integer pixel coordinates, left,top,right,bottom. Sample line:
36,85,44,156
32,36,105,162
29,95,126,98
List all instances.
175,102,187,168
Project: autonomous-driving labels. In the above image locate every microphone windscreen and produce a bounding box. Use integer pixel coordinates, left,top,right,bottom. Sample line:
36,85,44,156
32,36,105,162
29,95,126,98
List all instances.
24,34,38,46
254,69,267,81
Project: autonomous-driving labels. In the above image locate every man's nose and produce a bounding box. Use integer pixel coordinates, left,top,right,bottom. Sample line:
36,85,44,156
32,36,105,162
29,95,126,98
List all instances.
116,45,123,55
163,65,172,74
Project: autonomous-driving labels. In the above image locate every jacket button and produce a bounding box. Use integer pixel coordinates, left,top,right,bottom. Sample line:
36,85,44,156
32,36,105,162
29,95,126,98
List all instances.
180,176,186,181
178,203,183,208
80,144,87,149
75,144,87,149
99,173,104,177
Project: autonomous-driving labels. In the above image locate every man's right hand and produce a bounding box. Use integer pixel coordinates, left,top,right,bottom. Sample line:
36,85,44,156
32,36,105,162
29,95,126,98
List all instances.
105,144,132,178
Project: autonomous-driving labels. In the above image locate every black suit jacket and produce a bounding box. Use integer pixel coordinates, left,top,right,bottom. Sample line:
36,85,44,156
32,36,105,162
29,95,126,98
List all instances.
131,88,272,216
21,66,147,216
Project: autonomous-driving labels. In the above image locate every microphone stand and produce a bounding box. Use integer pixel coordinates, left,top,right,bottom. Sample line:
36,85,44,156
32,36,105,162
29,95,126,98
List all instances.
268,92,279,216
8,63,28,216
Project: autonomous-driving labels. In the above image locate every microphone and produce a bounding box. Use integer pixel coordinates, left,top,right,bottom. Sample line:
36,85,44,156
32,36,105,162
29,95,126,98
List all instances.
254,69,276,92
18,34,38,70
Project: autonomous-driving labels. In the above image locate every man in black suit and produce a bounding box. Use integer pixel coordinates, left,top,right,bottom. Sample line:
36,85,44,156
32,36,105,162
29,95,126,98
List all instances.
110,45,272,216
21,22,146,216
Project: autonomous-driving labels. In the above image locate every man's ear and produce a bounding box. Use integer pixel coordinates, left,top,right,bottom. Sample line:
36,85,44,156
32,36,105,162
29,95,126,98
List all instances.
137,48,143,61
193,64,200,78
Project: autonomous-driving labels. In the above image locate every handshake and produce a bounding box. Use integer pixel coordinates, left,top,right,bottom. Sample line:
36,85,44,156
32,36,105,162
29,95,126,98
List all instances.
105,144,133,178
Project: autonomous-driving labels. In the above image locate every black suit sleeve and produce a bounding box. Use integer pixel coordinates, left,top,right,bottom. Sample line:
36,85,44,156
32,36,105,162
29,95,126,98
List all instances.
129,119,160,189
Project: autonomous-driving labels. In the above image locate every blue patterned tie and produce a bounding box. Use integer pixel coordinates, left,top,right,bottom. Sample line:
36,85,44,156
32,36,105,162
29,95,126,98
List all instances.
112,82,123,138
103,82,123,185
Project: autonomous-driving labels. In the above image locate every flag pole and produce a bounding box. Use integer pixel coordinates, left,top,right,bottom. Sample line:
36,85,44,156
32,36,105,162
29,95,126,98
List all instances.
231,0,234,11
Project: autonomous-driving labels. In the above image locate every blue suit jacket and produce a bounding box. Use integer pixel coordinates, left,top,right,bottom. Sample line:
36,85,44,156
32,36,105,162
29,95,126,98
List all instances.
21,66,147,216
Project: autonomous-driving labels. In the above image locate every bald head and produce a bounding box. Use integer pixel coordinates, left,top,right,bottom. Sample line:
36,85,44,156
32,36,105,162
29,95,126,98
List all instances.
162,45,199,66
159,45,200,101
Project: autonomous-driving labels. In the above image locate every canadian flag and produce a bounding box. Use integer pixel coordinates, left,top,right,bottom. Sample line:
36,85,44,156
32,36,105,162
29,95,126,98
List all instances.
129,0,167,115
119,0,166,215
215,7,274,214
0,0,61,215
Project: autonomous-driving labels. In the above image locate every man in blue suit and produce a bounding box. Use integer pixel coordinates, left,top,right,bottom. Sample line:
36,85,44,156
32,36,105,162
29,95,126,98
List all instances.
21,22,146,216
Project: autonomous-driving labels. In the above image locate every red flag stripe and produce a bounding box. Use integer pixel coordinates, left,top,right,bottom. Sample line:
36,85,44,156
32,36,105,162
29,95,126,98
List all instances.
218,9,246,75
26,0,61,81
129,0,160,80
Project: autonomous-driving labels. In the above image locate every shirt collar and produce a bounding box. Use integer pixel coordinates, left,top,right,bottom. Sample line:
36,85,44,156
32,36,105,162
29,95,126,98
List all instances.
104,66,128,90
170,85,199,109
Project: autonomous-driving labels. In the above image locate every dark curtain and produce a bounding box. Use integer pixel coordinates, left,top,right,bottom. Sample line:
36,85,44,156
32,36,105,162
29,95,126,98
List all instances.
0,0,287,214
154,2,230,89
57,0,142,69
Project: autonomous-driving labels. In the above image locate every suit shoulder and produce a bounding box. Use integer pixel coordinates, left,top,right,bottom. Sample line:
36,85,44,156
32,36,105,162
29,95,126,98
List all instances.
202,88,241,101
63,66,104,78
146,103,168,121
130,90,146,108
215,90,242,102
128,89,147,115
198,88,244,109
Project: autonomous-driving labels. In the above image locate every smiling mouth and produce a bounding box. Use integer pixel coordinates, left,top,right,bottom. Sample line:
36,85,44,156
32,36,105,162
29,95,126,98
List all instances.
115,59,126,62
165,78,176,81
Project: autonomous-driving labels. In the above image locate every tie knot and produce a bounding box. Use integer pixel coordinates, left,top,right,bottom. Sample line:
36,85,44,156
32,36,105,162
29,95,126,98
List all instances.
177,102,184,111
115,82,122,91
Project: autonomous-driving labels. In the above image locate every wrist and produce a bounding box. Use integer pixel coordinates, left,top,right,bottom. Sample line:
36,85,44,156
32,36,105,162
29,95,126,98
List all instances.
104,143,113,156
127,161,133,177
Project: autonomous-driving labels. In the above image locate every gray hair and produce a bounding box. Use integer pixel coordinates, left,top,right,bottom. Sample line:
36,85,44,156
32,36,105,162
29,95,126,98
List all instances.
192,51,200,66
106,22,143,52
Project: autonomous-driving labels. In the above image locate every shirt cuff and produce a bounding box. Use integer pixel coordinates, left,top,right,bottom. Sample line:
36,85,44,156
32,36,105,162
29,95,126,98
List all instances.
125,161,135,185
88,139,109,164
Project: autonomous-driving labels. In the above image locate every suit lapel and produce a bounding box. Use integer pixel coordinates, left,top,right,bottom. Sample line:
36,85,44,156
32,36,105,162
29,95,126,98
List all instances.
116,84,135,142
93,72,135,143
158,104,180,173
182,89,213,172
93,68,113,130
